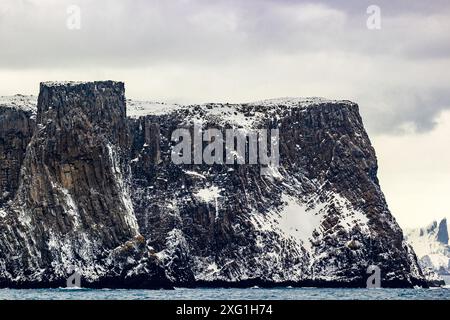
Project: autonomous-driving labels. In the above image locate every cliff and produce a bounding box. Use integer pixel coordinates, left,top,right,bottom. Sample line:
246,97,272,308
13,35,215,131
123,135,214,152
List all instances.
0,83,169,288
127,97,425,287
0,82,427,288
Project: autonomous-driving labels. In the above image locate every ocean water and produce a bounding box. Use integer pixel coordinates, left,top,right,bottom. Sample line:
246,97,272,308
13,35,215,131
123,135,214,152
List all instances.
1,286,449,300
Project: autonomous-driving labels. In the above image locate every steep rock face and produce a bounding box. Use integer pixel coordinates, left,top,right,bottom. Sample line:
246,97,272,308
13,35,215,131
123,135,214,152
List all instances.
128,98,426,287
437,219,449,245
0,83,169,288
0,96,36,205
0,86,427,288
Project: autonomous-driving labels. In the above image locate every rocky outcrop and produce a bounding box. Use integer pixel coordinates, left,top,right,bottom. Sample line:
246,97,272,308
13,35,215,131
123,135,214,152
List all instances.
437,219,449,245
0,84,428,288
128,98,427,288
0,96,36,205
0,82,170,288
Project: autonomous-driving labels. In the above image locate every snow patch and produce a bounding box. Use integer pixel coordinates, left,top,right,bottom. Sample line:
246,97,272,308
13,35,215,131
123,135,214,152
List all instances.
42,81,106,87
198,104,262,128
184,170,206,179
277,194,325,251
57,185,81,228
194,186,222,219
127,100,184,118
106,144,139,233
194,186,221,203
125,97,354,128
247,97,353,108
0,95,37,113
331,193,369,233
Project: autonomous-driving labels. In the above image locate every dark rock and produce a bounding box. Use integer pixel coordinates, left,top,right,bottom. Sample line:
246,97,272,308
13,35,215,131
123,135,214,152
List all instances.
0,89,427,289
0,100,35,205
127,98,426,288
0,82,170,288
437,218,449,245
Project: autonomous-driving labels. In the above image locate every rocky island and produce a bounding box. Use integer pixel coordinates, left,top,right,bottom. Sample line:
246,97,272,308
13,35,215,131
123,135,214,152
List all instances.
0,81,428,288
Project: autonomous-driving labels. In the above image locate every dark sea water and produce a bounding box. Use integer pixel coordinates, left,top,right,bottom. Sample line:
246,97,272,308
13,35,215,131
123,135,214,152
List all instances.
1,286,449,300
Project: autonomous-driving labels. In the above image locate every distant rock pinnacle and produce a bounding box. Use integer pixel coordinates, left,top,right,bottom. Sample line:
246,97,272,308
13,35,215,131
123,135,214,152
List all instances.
437,218,449,245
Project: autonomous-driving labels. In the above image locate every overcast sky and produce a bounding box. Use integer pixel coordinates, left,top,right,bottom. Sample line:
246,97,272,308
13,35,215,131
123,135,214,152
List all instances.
1,0,449,228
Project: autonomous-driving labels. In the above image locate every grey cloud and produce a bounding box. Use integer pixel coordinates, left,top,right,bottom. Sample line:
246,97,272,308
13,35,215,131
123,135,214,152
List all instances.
360,88,450,135
1,0,449,68
0,0,450,135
